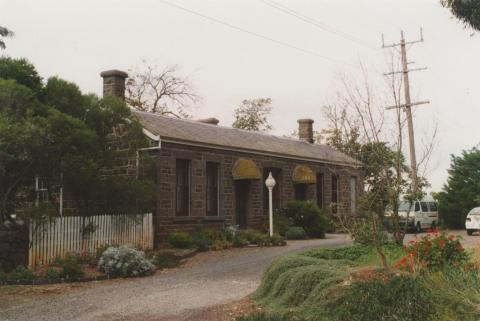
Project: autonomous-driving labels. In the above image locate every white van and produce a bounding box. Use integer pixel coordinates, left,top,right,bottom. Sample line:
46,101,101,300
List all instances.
465,207,480,235
396,200,439,232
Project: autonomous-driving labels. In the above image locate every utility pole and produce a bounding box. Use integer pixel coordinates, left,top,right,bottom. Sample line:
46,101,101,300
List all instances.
382,29,429,193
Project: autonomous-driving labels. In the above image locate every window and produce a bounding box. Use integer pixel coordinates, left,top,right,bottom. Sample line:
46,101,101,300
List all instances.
294,184,307,201
35,176,49,205
420,202,429,212
414,202,420,212
316,173,324,209
176,159,190,216
331,174,339,214
429,202,438,212
263,168,281,211
206,162,219,216
350,176,357,214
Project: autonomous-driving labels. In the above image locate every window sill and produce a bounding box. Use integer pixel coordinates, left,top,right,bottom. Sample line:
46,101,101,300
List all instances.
203,216,225,222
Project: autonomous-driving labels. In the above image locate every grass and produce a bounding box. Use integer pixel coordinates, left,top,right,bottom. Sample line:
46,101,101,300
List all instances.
241,243,480,321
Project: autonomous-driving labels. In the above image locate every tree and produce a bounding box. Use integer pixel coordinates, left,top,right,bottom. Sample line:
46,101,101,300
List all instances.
441,0,480,31
0,26,13,50
232,98,273,131
0,57,155,223
126,60,198,118
436,148,480,228
0,57,43,93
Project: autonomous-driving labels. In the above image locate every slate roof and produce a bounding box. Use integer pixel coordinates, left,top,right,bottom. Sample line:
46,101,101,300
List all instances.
133,110,362,167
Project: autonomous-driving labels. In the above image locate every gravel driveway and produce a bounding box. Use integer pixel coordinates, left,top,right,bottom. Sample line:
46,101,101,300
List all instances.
0,234,350,321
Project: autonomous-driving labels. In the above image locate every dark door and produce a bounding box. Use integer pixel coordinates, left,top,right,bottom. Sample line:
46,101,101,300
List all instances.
235,180,250,229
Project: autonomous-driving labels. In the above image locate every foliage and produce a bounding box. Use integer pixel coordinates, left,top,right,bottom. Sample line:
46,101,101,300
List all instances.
0,26,14,50
0,57,154,223
44,267,62,280
10,266,37,280
350,218,389,245
285,227,307,240
268,233,286,246
395,230,470,273
0,271,6,282
273,211,293,236
441,0,480,31
97,246,155,277
436,148,480,228
330,273,433,321
59,254,85,280
192,229,213,251
277,201,328,238
232,98,273,132
168,232,194,249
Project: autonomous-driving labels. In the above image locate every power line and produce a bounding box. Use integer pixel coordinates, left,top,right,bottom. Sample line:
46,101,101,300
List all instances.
260,0,378,51
158,0,354,66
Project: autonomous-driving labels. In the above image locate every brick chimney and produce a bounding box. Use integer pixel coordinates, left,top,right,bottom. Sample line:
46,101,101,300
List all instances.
100,69,128,100
297,118,314,143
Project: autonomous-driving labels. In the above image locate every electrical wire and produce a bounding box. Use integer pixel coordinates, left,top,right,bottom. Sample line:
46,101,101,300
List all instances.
158,0,354,66
260,0,379,51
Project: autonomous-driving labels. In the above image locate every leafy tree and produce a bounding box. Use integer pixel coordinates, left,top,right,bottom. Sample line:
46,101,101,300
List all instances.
436,148,480,228
441,0,480,31
0,57,155,223
0,26,13,50
0,57,43,93
232,98,273,131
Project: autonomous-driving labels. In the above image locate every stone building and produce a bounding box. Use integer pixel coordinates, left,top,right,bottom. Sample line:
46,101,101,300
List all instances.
101,70,363,244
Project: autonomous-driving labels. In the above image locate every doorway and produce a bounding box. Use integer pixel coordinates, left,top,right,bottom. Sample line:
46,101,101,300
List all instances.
235,180,250,229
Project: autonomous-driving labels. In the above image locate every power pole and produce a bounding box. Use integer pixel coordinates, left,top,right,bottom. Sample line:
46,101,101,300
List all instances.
382,29,429,193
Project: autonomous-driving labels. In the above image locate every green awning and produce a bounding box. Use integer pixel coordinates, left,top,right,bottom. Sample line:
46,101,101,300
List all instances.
293,165,316,184
232,158,262,180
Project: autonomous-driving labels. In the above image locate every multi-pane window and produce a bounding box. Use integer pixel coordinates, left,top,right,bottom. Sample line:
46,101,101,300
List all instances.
206,162,219,216
176,159,190,216
263,168,281,211
331,174,339,214
350,176,357,214
316,173,324,209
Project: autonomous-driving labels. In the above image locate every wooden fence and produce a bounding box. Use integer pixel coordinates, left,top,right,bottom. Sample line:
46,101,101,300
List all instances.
28,213,153,268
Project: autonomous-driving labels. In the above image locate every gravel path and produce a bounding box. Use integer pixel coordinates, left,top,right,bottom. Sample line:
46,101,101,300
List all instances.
0,234,351,321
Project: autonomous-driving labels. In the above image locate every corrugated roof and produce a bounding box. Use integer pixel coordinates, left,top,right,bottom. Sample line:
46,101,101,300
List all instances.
133,110,362,167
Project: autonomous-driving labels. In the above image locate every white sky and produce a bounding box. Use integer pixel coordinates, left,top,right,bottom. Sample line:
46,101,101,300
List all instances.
1,0,478,192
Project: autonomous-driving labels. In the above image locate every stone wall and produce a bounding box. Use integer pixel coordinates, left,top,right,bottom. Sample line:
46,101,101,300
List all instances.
0,226,29,272
154,141,363,244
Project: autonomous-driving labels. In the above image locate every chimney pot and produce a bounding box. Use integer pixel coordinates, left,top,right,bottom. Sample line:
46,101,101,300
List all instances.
100,69,128,100
297,118,314,143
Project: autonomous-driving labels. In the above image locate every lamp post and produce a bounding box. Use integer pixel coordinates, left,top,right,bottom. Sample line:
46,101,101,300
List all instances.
265,171,276,237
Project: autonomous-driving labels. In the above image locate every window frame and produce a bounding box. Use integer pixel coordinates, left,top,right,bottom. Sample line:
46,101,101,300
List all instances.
205,162,220,216
175,159,191,217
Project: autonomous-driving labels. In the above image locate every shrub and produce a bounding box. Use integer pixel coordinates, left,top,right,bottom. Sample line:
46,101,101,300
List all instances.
273,212,293,236
269,233,286,246
168,232,194,249
277,201,328,238
238,229,265,245
210,238,233,250
0,271,7,282
192,229,213,251
350,218,389,246
233,233,250,247
59,254,84,280
10,266,37,280
285,226,306,240
395,230,470,273
44,267,62,280
98,246,155,277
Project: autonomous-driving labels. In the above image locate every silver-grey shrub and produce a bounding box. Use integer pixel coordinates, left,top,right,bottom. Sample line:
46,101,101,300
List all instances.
98,246,155,277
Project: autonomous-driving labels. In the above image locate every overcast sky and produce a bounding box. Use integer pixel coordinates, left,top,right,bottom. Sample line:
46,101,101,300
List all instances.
2,0,478,192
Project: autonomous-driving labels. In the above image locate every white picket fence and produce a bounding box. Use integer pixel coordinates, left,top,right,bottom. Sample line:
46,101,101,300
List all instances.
28,213,154,268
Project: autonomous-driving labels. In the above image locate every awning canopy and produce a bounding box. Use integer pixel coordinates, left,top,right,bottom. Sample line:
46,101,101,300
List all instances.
293,165,317,184
232,158,262,180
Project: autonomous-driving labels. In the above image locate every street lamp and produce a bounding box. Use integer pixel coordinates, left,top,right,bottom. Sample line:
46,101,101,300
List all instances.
265,171,276,236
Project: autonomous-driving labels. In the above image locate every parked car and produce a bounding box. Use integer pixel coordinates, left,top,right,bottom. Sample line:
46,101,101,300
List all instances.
386,200,439,232
465,207,480,235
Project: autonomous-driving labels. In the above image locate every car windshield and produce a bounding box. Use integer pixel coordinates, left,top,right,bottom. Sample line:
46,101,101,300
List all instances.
398,202,413,212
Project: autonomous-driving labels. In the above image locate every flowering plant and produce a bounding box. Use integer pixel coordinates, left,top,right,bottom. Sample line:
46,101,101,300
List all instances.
98,246,155,277
395,230,470,273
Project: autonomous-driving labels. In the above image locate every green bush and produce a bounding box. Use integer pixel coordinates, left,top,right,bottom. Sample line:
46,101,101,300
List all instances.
0,271,7,282
278,201,328,238
192,229,213,251
269,234,286,246
10,266,37,280
98,246,155,277
285,227,306,240
351,218,389,245
60,254,85,280
233,233,250,247
44,267,62,280
168,232,194,249
273,212,293,236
